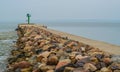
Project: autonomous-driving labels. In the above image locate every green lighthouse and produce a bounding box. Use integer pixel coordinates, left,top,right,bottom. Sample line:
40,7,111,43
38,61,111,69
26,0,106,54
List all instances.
26,13,31,24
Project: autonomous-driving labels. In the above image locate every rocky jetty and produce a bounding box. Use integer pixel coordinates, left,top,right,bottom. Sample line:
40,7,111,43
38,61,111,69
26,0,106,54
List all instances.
6,24,120,72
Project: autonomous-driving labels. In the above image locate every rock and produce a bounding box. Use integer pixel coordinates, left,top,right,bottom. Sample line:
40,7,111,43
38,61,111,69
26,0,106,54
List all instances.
114,70,120,72
111,55,120,63
103,52,111,58
14,68,21,72
36,55,44,62
102,57,112,65
25,52,32,57
110,64,120,70
88,51,103,56
38,51,51,58
26,41,33,46
8,57,17,64
74,57,90,67
42,45,52,51
13,61,31,69
63,67,74,72
40,66,49,72
75,55,88,60
21,67,32,72
67,41,78,47
47,55,58,65
40,65,56,72
35,49,43,54
81,47,86,52
21,37,28,42
34,35,42,39
95,54,104,61
6,25,120,72
56,59,71,69
56,49,64,59
11,50,21,56
24,46,32,52
72,68,89,72
90,57,99,64
96,62,106,70
111,62,120,69
16,58,26,62
47,70,54,72
58,43,63,48
32,68,40,72
38,63,46,68
38,41,46,48
83,63,97,71
100,67,112,72
65,48,72,53
69,53,76,64
41,57,48,64
75,61,85,67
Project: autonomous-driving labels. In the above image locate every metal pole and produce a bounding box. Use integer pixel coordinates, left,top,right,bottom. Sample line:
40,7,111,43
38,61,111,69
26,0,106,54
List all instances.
28,16,30,24
26,13,31,24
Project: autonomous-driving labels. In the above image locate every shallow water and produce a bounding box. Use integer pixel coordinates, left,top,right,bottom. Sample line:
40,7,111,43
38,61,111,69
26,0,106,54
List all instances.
0,31,17,71
42,22,120,46
49,26,120,46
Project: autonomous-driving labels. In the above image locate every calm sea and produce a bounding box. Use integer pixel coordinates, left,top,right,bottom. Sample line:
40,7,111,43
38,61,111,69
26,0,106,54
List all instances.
0,22,120,71
44,22,120,46
0,22,18,71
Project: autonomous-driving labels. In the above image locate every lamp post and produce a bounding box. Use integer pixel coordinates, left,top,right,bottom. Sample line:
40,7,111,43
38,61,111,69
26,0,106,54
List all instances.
26,13,31,24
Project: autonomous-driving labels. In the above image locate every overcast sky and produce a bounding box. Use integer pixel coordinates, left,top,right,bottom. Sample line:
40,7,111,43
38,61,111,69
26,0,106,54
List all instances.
0,0,120,22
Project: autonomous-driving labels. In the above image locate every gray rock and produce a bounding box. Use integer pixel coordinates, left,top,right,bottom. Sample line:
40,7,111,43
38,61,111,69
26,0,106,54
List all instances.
111,55,120,63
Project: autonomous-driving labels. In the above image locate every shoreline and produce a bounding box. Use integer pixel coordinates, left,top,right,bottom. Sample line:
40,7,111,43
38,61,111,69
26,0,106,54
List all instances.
5,24,120,72
24,24,120,55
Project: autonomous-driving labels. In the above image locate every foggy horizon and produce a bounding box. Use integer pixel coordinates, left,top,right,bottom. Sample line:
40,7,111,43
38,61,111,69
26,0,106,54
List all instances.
0,0,120,22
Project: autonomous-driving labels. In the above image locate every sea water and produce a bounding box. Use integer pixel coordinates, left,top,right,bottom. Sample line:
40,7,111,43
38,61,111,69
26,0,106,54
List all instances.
49,26,120,46
0,22,18,71
45,22,120,46
0,22,120,71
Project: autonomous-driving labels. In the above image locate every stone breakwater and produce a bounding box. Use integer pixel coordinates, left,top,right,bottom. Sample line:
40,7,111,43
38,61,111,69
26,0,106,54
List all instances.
6,24,120,72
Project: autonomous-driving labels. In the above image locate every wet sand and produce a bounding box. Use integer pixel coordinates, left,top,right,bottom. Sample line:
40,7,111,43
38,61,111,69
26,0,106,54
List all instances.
19,24,120,55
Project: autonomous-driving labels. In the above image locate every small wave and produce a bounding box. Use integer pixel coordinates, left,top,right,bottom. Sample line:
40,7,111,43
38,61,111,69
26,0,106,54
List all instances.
0,31,17,71
0,56,8,61
0,31,17,40
0,63,6,72
0,39,15,43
